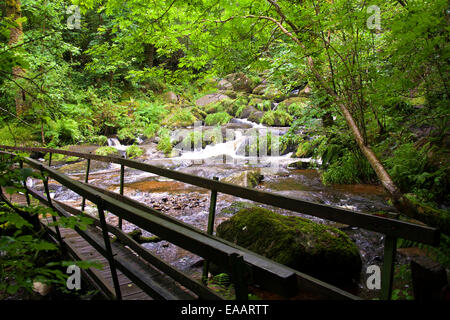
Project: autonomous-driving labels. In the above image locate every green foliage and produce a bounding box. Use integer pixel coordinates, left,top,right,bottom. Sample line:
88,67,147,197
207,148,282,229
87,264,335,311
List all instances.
204,112,232,126
397,233,450,268
93,135,108,146
45,119,81,146
156,128,173,155
117,127,137,143
322,150,376,185
126,145,144,159
142,123,160,139
162,108,197,127
95,146,119,156
0,124,37,146
134,102,168,125
383,143,446,201
0,155,100,298
246,131,282,156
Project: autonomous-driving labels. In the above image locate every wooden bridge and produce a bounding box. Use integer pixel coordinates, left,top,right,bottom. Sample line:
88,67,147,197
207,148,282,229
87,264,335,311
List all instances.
0,145,440,300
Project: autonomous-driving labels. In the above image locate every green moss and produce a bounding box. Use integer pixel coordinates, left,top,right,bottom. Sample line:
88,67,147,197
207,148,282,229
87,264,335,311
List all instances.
95,146,119,156
405,194,450,235
125,145,144,159
260,110,292,126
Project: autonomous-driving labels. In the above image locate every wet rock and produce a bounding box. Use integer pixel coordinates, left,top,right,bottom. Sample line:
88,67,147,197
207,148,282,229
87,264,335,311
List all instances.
216,206,362,283
195,93,230,107
57,160,110,174
222,170,263,188
288,160,310,170
223,121,253,130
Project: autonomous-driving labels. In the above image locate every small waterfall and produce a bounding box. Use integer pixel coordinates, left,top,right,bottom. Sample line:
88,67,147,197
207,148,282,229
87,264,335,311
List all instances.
107,138,122,147
107,137,127,158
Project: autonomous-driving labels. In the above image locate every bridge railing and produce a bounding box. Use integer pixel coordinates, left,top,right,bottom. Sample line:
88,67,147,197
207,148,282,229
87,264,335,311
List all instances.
0,145,441,300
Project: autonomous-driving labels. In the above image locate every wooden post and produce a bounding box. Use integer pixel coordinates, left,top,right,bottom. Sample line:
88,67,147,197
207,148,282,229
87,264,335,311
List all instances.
381,235,397,300
81,158,91,212
19,160,31,206
202,177,219,284
230,253,248,300
96,198,122,300
48,153,52,167
41,169,64,247
118,159,125,230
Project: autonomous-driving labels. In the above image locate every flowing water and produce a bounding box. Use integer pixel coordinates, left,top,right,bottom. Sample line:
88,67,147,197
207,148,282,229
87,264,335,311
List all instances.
34,119,398,297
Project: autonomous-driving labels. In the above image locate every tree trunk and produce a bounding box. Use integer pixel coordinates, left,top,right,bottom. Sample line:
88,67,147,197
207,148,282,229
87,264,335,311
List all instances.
304,55,420,217
6,0,26,116
144,43,156,68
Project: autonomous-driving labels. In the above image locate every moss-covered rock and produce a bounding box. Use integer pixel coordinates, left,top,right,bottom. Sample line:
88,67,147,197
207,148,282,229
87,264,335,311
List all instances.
216,207,362,283
260,110,293,126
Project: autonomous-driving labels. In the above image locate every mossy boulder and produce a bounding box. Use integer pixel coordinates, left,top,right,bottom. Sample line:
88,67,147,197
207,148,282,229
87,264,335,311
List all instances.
260,110,293,126
216,207,362,283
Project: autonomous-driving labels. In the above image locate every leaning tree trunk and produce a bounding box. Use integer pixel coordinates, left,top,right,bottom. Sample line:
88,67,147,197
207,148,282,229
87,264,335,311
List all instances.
6,0,26,116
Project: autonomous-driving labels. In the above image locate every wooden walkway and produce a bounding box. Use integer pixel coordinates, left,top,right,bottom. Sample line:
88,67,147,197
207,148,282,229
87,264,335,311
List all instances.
57,227,151,300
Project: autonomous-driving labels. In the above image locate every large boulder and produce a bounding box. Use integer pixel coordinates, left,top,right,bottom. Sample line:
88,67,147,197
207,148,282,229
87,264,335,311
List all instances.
216,207,362,283
195,93,230,107
224,72,253,93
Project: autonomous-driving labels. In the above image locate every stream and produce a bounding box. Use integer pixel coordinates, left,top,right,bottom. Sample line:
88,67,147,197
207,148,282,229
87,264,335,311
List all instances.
31,119,400,298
